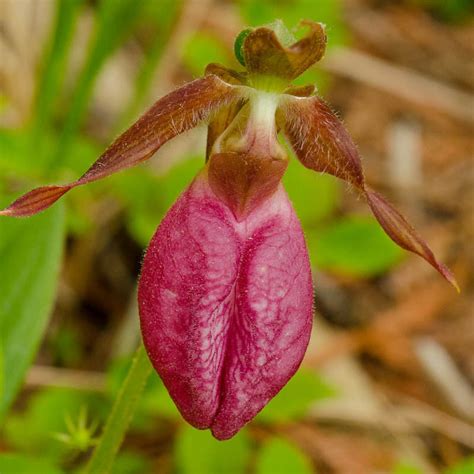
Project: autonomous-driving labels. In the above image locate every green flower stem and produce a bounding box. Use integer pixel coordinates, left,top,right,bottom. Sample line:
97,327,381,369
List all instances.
84,344,152,474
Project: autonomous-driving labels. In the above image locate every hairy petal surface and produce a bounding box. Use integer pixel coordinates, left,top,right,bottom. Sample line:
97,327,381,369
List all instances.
138,171,313,440
281,96,457,289
1,75,239,217
280,96,364,186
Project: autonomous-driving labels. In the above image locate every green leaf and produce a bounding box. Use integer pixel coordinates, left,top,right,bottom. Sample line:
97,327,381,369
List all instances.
0,453,63,474
444,456,474,474
307,215,404,278
258,369,336,423
256,437,313,474
0,201,65,420
283,156,340,226
175,426,251,474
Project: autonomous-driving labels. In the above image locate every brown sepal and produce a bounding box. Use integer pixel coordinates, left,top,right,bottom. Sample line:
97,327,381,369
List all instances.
281,96,458,289
207,152,287,221
1,75,239,217
243,20,326,80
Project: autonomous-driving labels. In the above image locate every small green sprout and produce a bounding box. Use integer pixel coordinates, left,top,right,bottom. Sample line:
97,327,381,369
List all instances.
53,406,99,452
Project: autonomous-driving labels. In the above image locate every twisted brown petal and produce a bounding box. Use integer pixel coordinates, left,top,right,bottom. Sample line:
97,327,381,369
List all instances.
281,95,458,289
366,189,459,291
1,75,239,217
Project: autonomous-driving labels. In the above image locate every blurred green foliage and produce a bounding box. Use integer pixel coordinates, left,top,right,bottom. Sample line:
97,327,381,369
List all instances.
112,451,152,474
306,215,403,278
48,327,83,367
444,456,474,474
0,454,63,474
176,426,251,474
392,461,424,474
182,33,231,76
256,437,313,474
393,457,474,474
283,157,340,226
1,355,335,472
257,369,336,423
3,388,104,461
108,356,336,427
111,156,203,246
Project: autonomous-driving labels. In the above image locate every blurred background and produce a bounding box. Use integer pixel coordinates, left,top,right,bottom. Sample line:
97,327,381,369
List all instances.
0,0,473,473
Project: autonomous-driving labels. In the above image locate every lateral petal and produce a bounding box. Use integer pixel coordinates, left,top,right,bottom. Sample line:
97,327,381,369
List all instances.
281,95,364,187
1,75,239,217
281,95,458,289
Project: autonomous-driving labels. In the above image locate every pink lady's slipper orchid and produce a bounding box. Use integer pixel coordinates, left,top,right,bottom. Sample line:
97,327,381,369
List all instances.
1,21,458,440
